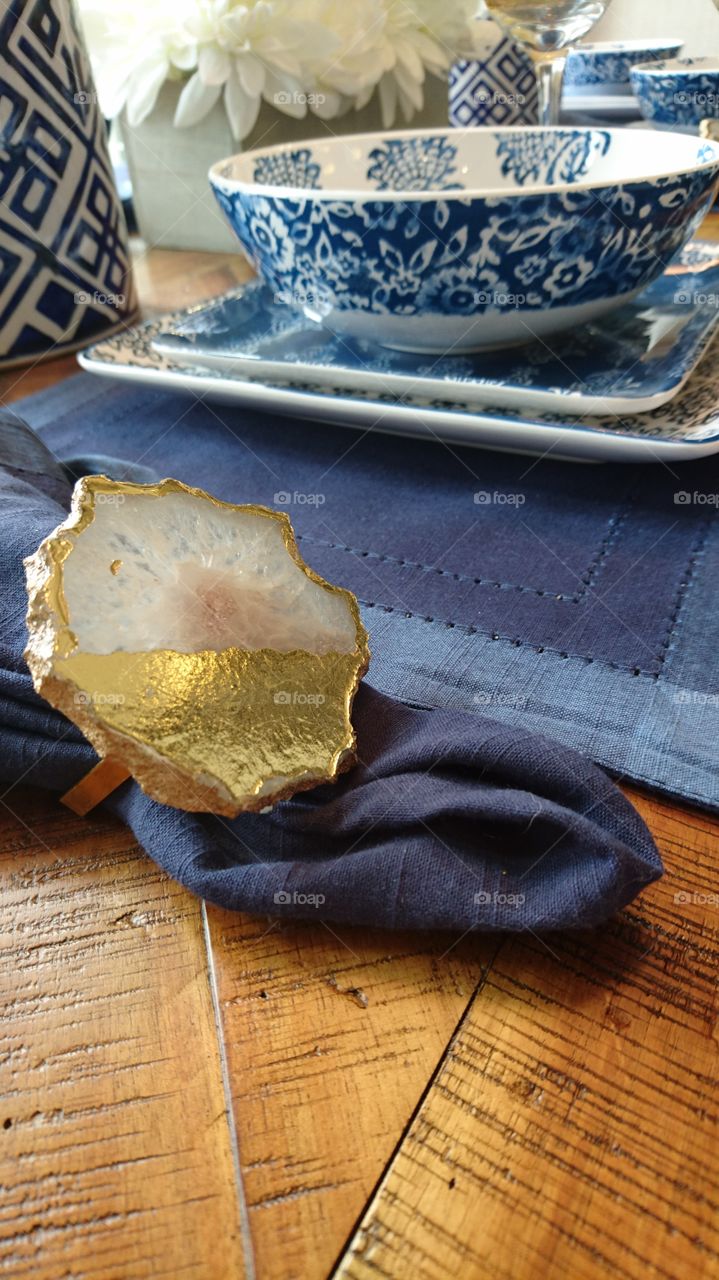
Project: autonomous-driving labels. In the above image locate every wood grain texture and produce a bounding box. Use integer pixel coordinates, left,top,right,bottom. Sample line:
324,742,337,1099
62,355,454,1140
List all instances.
0,787,250,1280
335,788,719,1280
206,909,498,1280
0,231,718,1280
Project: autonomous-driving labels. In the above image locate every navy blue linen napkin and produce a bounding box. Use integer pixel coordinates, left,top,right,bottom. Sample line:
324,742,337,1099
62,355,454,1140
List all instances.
0,416,662,931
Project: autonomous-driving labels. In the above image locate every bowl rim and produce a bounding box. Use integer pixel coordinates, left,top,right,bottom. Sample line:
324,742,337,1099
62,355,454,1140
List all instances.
209,125,719,203
631,55,719,77
568,38,684,57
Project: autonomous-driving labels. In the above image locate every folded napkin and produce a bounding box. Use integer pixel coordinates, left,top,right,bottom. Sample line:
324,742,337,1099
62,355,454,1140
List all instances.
0,412,662,931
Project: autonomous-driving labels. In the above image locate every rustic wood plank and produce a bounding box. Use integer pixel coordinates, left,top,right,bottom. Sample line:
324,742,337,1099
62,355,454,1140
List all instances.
2,230,719,1280
334,787,719,1280
206,908,498,1280
699,215,719,246
130,240,251,315
0,786,251,1280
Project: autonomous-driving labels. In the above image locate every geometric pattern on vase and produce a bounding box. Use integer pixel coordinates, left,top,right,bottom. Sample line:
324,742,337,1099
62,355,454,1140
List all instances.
0,0,136,363
449,37,539,128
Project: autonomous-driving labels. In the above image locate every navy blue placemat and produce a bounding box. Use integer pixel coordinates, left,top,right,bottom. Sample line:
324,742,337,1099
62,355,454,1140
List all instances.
18,371,719,811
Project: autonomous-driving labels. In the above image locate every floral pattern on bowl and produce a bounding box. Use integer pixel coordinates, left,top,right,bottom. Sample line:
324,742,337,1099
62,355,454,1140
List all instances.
210,127,719,352
496,129,610,186
251,148,322,189
565,40,683,93
631,57,719,129
366,136,462,191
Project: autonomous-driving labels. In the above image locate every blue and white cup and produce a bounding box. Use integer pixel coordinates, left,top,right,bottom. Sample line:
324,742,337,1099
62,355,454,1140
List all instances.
449,19,539,128
564,39,683,98
631,57,719,133
0,0,136,367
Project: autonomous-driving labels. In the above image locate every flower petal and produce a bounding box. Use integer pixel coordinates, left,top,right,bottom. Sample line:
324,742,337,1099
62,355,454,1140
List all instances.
263,71,307,118
198,43,231,86
126,55,171,126
224,74,261,140
170,42,199,73
173,70,222,128
236,53,266,98
395,39,424,84
310,88,342,118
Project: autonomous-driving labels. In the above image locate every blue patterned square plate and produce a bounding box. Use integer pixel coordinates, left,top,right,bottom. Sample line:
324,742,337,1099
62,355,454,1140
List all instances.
78,286,719,466
151,242,719,416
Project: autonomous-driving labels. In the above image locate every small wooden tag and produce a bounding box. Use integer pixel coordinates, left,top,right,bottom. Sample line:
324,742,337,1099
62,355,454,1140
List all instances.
61,758,131,816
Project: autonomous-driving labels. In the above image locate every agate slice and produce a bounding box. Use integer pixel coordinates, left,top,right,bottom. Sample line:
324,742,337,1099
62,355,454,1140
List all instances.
24,477,370,816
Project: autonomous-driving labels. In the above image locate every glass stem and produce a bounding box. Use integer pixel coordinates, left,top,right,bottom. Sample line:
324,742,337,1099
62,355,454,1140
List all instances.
533,52,567,127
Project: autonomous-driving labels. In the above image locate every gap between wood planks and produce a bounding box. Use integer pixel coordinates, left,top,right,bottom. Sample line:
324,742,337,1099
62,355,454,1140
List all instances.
201,900,257,1280
327,788,719,1280
325,939,506,1278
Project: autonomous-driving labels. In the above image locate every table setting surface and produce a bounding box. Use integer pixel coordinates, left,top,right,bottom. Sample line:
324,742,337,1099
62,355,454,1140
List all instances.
73,238,719,465
0,220,718,1280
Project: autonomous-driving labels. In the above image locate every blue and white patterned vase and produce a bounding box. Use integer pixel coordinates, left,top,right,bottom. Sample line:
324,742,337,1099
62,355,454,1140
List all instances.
449,19,539,128
0,0,136,367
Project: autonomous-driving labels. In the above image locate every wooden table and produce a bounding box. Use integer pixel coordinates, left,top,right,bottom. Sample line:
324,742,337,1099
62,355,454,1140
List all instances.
1,232,718,1280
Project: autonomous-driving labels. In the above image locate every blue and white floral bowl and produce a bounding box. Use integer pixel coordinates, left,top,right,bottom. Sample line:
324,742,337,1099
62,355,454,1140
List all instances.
565,39,683,97
631,57,719,132
209,127,719,353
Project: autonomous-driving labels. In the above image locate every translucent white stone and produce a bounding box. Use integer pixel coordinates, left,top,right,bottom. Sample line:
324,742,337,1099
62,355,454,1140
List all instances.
62,491,357,656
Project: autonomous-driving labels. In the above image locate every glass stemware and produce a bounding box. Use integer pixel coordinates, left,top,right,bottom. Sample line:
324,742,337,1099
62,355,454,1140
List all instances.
484,0,613,125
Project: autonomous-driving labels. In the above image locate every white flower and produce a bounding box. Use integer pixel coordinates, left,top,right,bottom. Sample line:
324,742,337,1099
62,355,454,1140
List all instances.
78,0,476,139
174,0,338,139
79,0,197,126
316,0,476,128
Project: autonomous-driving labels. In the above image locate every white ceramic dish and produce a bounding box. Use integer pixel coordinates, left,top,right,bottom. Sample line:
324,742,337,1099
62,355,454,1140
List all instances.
78,310,719,465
